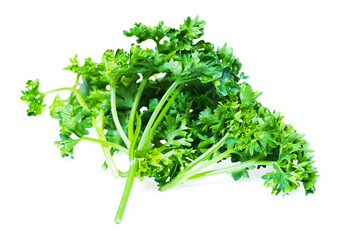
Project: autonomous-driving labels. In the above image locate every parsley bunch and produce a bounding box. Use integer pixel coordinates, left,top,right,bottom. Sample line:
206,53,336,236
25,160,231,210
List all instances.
21,16,318,223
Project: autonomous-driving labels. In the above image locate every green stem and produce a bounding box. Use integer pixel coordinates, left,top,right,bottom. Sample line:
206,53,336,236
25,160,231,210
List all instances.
44,87,74,95
188,160,273,180
188,150,232,175
73,74,80,88
159,148,232,191
128,73,151,141
81,136,129,155
137,82,179,149
148,85,184,140
177,76,199,84
114,159,138,224
93,109,120,178
44,87,87,107
182,132,231,173
44,86,120,177
111,86,130,148
115,114,141,224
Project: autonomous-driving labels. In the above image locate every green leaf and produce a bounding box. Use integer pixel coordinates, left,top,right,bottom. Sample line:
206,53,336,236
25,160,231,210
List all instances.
198,107,219,131
160,59,183,76
49,94,67,118
217,43,234,66
148,98,159,110
197,133,216,149
124,21,170,44
225,137,237,149
66,57,108,90
302,162,319,195
115,82,138,110
179,16,206,41
85,89,109,111
54,134,81,159
161,114,193,147
64,55,80,73
57,105,93,137
231,168,250,181
102,49,129,72
262,164,300,195
20,79,46,116
239,83,262,105
51,102,93,158
106,128,124,154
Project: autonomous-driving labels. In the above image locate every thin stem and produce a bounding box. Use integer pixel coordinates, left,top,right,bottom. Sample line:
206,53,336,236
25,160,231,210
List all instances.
115,114,142,224
182,132,231,173
111,86,130,148
81,136,129,155
44,87,87,107
93,109,120,178
148,85,184,140
188,160,273,180
158,132,231,191
177,76,199,84
159,149,232,191
44,85,120,177
137,82,179,149
128,73,151,141
43,87,74,95
187,150,232,176
114,159,138,224
73,74,80,88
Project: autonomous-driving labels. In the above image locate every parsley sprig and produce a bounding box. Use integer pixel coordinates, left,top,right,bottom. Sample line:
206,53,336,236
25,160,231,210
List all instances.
21,16,318,223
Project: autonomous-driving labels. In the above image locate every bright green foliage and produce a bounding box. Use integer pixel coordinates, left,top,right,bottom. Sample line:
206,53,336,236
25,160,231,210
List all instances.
54,135,82,159
262,164,300,195
20,16,318,223
49,95,93,158
20,79,46,116
161,114,193,147
123,20,169,44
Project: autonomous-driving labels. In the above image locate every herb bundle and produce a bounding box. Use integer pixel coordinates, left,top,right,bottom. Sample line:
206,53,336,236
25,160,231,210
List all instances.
21,16,318,223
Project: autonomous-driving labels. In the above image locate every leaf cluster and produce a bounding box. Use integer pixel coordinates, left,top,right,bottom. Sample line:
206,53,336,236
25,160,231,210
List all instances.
20,79,46,116
20,16,318,223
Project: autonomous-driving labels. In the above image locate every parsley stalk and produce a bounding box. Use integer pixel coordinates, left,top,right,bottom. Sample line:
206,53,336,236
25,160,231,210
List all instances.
93,109,121,178
128,72,153,141
114,81,183,223
81,136,129,154
148,85,184,140
111,86,130,148
115,113,141,224
188,159,273,180
159,132,231,191
137,82,179,149
44,84,120,177
44,87,86,106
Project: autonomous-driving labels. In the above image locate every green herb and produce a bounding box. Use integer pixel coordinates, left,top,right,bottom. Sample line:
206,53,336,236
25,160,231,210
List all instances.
21,16,318,223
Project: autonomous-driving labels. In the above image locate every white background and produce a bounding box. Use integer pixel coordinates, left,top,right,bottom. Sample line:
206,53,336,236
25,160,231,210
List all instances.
1,0,341,239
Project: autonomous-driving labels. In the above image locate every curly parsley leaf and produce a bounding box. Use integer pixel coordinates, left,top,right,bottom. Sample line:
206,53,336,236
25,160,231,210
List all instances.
262,164,300,195
49,96,93,158
20,79,46,116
